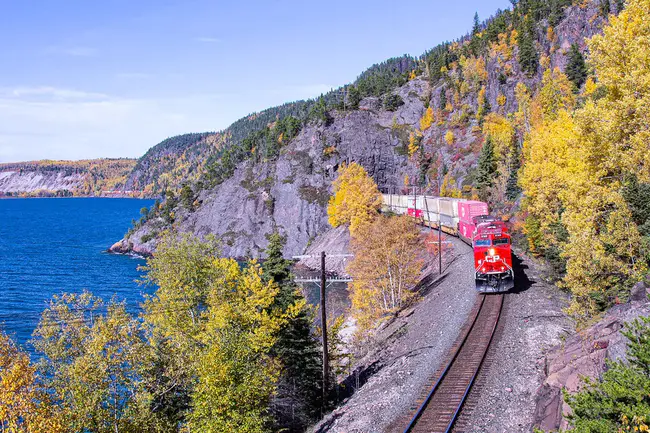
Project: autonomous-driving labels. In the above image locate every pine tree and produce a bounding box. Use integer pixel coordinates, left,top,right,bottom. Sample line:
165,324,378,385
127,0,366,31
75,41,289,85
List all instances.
565,317,650,431
565,44,587,91
439,87,447,110
347,85,361,110
475,136,499,201
262,232,322,429
506,145,522,201
518,16,539,76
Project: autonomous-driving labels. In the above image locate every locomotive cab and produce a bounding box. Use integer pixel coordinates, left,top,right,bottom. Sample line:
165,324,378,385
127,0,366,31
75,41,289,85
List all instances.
473,220,514,293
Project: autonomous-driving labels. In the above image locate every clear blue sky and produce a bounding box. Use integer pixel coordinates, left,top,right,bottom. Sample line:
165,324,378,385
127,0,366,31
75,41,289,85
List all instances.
0,0,511,163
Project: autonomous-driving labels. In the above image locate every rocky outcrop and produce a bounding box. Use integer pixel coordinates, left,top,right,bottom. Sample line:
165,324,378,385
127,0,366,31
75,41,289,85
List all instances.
533,279,650,432
0,170,84,194
112,0,611,259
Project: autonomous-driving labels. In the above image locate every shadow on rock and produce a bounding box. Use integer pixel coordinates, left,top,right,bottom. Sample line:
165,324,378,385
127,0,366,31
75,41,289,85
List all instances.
510,252,535,294
416,273,449,297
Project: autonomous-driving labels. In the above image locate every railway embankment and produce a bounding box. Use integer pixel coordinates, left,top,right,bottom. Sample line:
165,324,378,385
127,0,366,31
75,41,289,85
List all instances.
459,251,573,432
310,235,478,433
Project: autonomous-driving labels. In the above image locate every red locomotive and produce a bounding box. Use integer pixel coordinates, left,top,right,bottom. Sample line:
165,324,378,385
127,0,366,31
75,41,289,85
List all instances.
469,216,514,292
382,193,514,293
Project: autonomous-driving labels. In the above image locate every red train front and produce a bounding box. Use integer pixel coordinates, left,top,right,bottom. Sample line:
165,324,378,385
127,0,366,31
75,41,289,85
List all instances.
472,216,514,292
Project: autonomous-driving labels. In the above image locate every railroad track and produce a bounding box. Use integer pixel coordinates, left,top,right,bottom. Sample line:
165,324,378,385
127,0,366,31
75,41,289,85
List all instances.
403,293,503,433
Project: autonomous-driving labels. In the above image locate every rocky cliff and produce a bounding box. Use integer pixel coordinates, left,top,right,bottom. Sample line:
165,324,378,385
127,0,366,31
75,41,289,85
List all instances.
0,159,137,197
111,0,615,259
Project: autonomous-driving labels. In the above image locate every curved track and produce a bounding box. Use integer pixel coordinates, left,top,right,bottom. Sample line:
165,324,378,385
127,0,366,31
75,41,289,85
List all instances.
403,293,503,433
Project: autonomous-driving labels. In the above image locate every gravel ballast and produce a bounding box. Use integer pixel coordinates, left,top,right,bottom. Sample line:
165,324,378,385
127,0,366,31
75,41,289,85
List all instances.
311,235,478,433
458,251,573,432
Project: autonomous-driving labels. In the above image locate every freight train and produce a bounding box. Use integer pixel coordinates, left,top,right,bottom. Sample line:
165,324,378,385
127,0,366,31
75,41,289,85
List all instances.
381,193,514,293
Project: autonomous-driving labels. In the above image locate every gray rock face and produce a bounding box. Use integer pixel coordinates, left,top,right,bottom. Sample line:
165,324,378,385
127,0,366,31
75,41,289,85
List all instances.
0,170,85,194
533,279,650,432
112,0,609,259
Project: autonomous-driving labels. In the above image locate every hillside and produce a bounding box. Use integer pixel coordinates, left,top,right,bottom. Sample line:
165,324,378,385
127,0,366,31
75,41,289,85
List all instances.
112,0,614,258
0,159,137,197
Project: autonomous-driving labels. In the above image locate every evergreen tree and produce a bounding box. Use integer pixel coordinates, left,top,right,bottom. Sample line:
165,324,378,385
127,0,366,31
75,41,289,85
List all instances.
347,85,361,110
565,316,650,432
180,184,195,209
475,136,499,201
383,93,404,111
262,232,322,430
469,12,484,55
506,145,522,201
308,96,332,126
518,16,539,76
472,12,481,35
565,44,588,91
439,87,447,110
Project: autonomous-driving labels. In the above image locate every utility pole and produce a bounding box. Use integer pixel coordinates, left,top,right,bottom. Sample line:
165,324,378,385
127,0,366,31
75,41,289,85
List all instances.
292,252,353,409
320,251,329,404
438,219,442,275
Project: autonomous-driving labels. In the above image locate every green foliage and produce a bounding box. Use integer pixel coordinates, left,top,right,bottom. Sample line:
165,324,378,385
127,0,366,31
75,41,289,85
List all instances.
308,97,333,126
347,85,361,109
564,316,650,432
32,292,168,432
383,93,405,111
518,16,539,76
475,136,499,200
439,87,448,110
566,44,588,91
179,183,195,209
261,232,323,429
422,42,457,83
506,145,522,201
354,55,416,97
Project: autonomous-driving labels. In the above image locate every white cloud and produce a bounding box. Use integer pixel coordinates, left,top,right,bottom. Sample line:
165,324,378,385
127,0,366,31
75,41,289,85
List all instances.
0,87,224,162
2,86,108,101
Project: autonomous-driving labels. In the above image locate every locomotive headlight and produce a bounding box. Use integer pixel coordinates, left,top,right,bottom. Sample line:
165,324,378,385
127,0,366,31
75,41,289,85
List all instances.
489,248,495,256
478,259,482,265
501,266,505,271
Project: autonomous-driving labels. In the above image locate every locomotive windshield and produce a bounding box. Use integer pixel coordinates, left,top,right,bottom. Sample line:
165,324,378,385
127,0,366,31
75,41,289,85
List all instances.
493,238,509,245
474,239,490,247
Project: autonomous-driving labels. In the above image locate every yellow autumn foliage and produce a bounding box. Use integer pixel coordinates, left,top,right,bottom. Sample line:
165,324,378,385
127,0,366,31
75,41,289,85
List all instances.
420,106,434,131
460,56,488,90
347,215,424,333
408,131,420,157
327,162,382,234
440,173,462,198
444,130,455,145
520,0,650,317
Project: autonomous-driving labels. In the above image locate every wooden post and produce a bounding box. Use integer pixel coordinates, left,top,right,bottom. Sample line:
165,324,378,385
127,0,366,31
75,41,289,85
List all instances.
320,251,329,405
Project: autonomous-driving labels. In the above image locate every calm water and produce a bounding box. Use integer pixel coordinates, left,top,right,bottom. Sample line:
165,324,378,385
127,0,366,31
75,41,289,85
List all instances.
0,198,155,348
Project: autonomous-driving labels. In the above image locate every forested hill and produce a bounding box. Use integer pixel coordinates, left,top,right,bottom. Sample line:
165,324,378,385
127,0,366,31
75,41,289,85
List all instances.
117,0,650,320
0,159,136,197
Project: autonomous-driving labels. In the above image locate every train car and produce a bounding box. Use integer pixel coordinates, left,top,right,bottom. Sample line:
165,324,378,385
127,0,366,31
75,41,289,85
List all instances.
381,192,514,292
472,217,514,292
458,200,489,243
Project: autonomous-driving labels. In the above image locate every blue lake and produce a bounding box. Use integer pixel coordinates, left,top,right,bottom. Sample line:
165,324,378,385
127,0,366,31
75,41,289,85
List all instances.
0,198,155,348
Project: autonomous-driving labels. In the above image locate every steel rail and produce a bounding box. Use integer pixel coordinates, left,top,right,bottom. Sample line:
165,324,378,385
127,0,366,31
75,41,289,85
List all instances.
403,293,503,433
